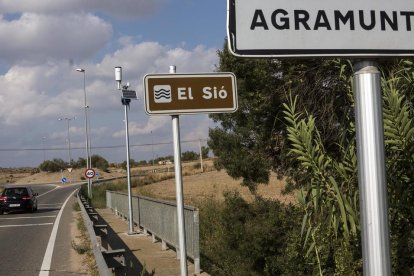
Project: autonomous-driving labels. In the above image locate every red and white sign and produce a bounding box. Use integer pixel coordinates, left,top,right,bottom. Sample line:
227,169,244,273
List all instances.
85,168,96,179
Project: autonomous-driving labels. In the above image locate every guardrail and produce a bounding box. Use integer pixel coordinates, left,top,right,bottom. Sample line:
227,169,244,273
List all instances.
106,190,201,274
77,191,126,275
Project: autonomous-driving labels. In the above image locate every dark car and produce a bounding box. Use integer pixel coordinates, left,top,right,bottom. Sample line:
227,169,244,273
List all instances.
0,186,38,214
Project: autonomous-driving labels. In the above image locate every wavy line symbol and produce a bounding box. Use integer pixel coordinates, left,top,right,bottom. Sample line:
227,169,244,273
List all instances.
153,85,172,103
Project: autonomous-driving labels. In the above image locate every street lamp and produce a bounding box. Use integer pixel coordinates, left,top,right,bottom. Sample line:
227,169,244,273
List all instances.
41,136,47,162
151,131,155,166
58,117,75,166
76,68,92,198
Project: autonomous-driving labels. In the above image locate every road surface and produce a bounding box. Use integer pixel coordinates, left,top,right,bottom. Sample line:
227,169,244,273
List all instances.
0,183,83,275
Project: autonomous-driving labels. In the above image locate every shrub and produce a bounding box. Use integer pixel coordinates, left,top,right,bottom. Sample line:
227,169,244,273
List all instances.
39,159,67,172
199,192,311,275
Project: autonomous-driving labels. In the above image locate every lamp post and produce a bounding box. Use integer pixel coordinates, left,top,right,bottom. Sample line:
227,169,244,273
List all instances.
76,68,92,198
41,136,47,162
58,117,75,166
151,131,155,166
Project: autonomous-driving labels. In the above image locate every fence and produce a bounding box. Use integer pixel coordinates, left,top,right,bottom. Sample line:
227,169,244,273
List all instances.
106,190,200,274
77,191,126,275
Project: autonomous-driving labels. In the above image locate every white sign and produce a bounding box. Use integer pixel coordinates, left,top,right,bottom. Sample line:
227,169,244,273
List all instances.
85,168,95,179
228,0,414,57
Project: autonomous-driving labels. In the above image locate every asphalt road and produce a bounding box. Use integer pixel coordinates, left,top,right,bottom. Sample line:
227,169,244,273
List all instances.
0,183,82,276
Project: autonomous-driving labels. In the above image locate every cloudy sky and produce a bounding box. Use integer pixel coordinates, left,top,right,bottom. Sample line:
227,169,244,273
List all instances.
0,0,228,167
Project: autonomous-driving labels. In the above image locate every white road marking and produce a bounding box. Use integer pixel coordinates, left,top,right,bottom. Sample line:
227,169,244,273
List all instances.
37,186,60,198
0,223,53,228
38,188,78,276
0,216,56,220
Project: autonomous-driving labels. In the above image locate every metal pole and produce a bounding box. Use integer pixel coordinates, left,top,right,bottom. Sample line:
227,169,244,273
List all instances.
42,137,46,162
77,68,92,198
66,119,72,165
87,106,93,197
170,65,188,276
123,99,134,234
151,130,155,167
199,139,203,172
83,72,91,198
353,60,391,276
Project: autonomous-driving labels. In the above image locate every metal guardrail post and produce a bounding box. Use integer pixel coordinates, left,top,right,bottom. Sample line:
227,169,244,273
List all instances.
193,209,200,274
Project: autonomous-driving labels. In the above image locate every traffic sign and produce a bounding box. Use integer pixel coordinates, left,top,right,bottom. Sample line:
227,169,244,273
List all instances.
143,73,238,115
228,0,414,57
122,89,137,100
61,177,67,183
85,168,96,179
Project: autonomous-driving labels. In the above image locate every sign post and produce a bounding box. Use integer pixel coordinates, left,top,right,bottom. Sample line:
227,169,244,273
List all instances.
227,1,414,275
143,67,237,276
114,66,138,235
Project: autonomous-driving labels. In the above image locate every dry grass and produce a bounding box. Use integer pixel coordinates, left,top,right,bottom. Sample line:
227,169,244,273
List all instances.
134,168,296,206
72,209,99,276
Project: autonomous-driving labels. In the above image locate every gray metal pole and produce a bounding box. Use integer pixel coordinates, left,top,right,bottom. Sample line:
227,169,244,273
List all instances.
199,139,203,172
87,106,93,197
42,137,46,162
124,100,134,234
82,71,92,198
353,60,391,276
66,119,72,165
170,65,188,276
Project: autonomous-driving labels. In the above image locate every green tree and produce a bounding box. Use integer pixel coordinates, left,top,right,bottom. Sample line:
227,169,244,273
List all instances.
209,40,414,273
208,42,353,193
39,158,67,172
181,151,198,161
201,146,209,159
91,154,109,172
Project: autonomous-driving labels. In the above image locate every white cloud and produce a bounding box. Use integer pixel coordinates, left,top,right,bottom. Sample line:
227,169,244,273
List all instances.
0,13,112,64
112,116,170,138
0,0,168,18
0,40,219,166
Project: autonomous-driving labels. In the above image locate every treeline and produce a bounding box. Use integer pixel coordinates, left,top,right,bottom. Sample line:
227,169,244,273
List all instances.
38,147,210,173
39,155,109,172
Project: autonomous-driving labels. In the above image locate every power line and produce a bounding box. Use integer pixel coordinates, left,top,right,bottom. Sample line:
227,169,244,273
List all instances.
0,139,208,152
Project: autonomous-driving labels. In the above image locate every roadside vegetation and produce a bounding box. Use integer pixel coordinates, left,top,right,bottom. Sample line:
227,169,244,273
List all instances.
204,44,414,275
79,46,414,275
71,202,99,276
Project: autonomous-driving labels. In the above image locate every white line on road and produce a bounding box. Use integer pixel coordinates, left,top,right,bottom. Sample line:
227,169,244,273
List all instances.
39,188,78,276
37,186,60,198
0,216,56,220
0,223,53,228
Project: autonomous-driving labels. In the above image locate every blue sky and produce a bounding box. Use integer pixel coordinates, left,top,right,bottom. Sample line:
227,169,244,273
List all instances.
0,0,228,167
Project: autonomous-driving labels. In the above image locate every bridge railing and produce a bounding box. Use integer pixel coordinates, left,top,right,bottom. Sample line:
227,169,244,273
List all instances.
106,190,200,274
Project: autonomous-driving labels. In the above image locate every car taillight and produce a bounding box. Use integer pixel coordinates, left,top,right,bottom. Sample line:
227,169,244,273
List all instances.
22,196,32,200
0,196,7,201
